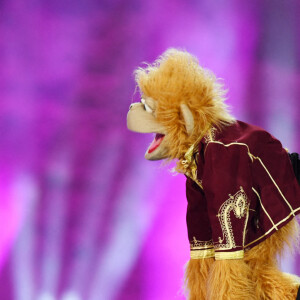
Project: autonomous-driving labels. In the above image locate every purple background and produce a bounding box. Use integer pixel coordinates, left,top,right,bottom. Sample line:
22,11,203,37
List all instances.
0,0,299,299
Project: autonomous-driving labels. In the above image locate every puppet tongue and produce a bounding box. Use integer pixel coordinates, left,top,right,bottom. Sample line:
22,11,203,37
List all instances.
148,134,165,153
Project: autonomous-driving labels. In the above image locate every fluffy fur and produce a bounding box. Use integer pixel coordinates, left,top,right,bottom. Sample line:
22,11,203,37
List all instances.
135,49,235,167
207,260,257,300
244,218,300,300
184,258,214,300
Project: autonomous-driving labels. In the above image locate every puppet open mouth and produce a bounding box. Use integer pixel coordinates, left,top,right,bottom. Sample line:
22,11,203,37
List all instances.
148,133,165,153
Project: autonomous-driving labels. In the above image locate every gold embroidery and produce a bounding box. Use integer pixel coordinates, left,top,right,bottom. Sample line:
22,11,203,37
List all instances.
182,163,203,189
204,127,217,143
215,250,244,260
215,187,249,251
252,187,278,230
207,141,295,215
204,140,297,246
182,137,203,189
182,127,217,189
190,237,213,250
190,248,215,259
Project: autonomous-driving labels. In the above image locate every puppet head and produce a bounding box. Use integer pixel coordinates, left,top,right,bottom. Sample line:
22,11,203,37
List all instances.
127,49,235,169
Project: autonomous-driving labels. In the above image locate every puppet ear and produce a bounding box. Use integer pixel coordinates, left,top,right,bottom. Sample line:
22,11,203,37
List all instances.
180,103,194,135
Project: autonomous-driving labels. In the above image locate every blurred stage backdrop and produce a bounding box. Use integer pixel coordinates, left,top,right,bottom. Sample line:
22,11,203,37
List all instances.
0,0,299,299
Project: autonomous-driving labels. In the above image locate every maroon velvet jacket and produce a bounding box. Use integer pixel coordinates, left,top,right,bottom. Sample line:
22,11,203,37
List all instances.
186,121,300,260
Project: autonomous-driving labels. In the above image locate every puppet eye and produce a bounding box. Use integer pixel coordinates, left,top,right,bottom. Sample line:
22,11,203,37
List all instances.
144,103,153,113
141,98,153,113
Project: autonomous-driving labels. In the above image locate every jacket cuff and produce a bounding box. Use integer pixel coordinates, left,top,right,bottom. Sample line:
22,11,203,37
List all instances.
215,250,244,260
190,248,215,259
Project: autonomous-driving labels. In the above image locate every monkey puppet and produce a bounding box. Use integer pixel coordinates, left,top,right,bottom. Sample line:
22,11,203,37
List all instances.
127,49,300,300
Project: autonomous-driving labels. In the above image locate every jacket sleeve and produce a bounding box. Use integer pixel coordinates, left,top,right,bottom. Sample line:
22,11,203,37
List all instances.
202,142,253,260
186,177,214,259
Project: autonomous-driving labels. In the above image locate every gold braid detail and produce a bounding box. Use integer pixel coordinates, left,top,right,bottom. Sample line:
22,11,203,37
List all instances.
181,136,203,189
181,127,215,189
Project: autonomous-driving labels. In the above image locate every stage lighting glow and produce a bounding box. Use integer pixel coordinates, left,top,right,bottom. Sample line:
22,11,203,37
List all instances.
88,161,172,300
61,291,81,300
37,292,55,300
40,153,71,297
11,173,38,300
63,137,123,298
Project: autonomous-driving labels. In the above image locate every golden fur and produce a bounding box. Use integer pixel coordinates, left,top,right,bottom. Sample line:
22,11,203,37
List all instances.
207,259,257,299
135,49,235,166
244,218,300,300
184,258,214,299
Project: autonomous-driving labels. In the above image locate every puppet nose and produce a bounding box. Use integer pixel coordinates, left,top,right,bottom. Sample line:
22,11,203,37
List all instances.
129,103,139,110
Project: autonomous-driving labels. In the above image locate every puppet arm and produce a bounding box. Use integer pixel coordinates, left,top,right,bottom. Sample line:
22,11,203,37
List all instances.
185,178,214,299
203,142,256,300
